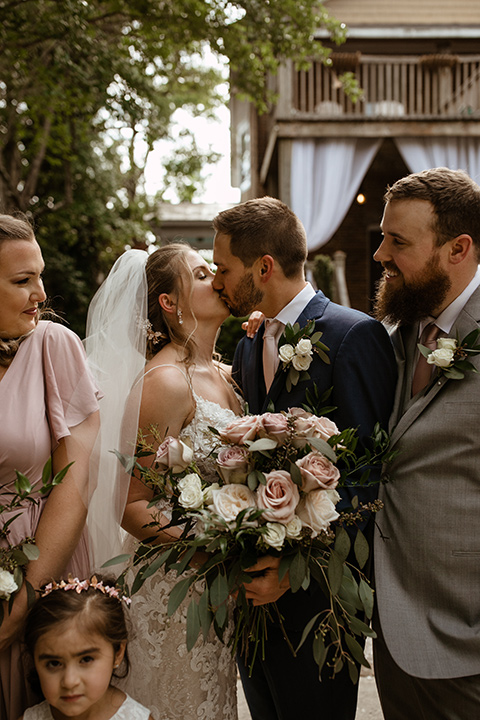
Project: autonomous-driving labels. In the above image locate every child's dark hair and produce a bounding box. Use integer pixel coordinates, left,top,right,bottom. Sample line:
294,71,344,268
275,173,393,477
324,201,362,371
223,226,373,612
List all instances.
23,575,130,697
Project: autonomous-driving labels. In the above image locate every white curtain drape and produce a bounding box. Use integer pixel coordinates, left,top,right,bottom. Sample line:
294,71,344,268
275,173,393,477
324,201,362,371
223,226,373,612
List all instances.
290,138,381,252
395,137,480,183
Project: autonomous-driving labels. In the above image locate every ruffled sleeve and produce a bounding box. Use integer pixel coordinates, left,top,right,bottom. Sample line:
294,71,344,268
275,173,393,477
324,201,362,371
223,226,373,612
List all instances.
41,322,103,448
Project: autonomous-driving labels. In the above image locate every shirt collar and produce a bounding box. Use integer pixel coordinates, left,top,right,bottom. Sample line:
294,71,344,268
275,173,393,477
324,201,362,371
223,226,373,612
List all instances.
418,265,480,337
273,283,316,327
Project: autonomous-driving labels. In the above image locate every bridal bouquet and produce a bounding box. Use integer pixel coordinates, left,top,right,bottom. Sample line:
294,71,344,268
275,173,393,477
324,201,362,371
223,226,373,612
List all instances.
0,459,71,623
114,409,392,683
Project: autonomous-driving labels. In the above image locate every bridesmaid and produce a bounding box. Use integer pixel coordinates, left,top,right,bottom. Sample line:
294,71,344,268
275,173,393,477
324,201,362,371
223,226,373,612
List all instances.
0,214,101,718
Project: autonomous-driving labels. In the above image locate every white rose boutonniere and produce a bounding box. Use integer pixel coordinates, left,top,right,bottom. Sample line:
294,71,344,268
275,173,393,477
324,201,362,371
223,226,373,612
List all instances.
278,320,330,392
0,570,18,601
418,329,480,381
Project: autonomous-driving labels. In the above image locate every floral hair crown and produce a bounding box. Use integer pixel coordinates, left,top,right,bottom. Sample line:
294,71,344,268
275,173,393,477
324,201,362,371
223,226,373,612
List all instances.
41,575,132,607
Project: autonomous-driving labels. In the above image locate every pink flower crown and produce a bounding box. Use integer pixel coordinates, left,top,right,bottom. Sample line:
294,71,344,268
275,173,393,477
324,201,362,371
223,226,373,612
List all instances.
41,574,132,606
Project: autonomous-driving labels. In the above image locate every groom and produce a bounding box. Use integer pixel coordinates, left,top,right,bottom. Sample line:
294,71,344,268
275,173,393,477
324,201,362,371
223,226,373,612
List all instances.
212,197,397,720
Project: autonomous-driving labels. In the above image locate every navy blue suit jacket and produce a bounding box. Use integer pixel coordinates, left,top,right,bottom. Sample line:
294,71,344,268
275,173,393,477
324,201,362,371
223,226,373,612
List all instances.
232,291,397,630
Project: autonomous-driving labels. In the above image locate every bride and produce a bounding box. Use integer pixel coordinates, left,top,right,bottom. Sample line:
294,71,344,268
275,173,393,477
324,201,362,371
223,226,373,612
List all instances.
86,243,243,720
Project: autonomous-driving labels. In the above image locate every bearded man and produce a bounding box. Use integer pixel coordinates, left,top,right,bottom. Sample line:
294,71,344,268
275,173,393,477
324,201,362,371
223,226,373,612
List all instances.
372,167,480,719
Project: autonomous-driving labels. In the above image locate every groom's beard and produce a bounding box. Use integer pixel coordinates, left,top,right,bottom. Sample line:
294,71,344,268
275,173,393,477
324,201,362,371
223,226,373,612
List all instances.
227,271,264,318
373,255,451,325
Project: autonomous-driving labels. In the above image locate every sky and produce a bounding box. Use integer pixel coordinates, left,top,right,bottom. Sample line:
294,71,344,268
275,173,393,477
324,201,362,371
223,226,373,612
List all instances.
143,88,241,205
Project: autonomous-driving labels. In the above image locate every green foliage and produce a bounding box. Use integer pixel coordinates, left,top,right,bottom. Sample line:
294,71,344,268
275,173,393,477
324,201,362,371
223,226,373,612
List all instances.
216,315,248,364
312,254,335,299
0,0,350,331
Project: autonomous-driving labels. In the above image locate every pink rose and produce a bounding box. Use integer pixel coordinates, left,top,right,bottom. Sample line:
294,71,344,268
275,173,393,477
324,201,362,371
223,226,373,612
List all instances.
256,470,300,524
289,408,340,448
295,451,340,493
296,489,339,537
155,436,194,473
258,412,290,444
219,415,262,445
216,445,250,484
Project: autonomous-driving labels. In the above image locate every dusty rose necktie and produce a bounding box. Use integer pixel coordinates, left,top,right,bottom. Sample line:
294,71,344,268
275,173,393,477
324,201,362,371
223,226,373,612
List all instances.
411,323,441,396
263,319,282,391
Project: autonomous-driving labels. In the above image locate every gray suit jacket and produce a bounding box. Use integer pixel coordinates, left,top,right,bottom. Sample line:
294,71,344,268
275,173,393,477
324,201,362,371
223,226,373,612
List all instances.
374,285,480,679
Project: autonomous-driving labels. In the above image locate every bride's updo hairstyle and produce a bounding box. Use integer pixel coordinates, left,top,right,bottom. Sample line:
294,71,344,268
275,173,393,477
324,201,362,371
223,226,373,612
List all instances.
145,243,197,363
0,214,42,367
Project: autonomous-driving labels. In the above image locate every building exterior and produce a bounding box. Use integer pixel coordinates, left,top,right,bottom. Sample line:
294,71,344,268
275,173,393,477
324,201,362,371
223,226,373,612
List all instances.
231,0,480,310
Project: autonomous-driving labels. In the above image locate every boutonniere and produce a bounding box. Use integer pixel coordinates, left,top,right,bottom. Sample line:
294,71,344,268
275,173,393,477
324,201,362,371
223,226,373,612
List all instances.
278,320,330,392
418,329,480,380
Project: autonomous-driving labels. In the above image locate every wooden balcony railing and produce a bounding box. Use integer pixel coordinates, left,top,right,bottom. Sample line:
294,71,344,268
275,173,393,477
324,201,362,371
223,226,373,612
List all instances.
287,54,480,120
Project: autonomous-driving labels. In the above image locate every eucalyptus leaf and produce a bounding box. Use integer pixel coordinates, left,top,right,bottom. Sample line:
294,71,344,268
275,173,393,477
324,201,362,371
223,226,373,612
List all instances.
353,530,369,569
327,550,344,596
348,660,359,684
306,437,337,463
167,576,194,617
41,457,52,487
186,599,201,651
334,527,351,562
289,552,308,593
246,438,278,452
296,612,321,651
198,588,213,639
102,553,132,568
358,578,374,619
210,571,229,608
348,615,376,638
345,633,370,668
312,635,328,673
21,543,39,562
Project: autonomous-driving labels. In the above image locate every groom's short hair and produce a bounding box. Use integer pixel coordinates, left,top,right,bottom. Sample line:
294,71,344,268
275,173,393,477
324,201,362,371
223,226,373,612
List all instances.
213,196,307,278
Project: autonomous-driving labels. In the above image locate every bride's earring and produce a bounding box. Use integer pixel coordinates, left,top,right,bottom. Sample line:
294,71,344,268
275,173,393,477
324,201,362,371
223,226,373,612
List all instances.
177,308,183,325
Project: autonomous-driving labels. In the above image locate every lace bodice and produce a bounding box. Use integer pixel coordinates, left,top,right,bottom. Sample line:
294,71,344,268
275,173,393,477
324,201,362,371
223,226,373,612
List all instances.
179,391,240,477
23,695,150,719
122,386,240,720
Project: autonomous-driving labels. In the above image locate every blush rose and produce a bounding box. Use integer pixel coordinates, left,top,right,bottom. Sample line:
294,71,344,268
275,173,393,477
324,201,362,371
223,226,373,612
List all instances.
216,446,250,484
256,470,299,524
155,436,194,473
295,451,340,493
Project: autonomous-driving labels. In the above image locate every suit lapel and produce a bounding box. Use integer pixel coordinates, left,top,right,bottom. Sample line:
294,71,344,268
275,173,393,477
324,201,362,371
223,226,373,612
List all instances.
390,289,480,447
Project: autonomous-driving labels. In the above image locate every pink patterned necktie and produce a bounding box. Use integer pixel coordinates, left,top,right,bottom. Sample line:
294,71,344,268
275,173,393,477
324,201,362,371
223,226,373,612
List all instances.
411,322,441,396
263,319,282,391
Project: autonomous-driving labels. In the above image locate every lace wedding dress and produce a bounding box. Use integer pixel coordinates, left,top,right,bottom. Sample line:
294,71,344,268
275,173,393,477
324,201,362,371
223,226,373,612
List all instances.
123,389,239,720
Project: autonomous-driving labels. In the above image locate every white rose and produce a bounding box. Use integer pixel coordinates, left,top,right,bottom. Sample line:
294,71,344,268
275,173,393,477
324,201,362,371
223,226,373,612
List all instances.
279,344,295,363
203,482,220,506
212,484,257,523
263,522,286,549
292,354,312,372
437,337,457,351
178,473,204,510
427,348,454,368
296,489,339,537
296,338,312,355
285,515,303,539
325,487,341,505
0,570,18,601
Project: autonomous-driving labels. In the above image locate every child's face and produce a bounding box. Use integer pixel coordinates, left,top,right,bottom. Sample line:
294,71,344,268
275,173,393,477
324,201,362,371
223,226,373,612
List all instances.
34,622,125,718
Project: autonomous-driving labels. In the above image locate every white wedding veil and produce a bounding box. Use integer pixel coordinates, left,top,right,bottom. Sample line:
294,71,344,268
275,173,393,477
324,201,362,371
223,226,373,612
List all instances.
85,249,148,571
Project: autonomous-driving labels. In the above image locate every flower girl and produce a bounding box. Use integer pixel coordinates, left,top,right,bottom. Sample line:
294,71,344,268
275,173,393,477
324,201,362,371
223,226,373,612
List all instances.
19,575,153,720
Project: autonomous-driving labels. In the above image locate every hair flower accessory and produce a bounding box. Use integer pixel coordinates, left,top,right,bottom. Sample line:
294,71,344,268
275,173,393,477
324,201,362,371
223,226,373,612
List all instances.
41,574,132,606
418,328,480,381
278,320,330,391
